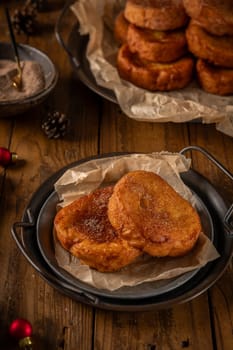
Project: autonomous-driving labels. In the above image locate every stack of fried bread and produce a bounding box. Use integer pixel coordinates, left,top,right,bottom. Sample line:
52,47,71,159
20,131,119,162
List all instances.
184,0,233,96
113,0,194,91
54,170,202,273
114,0,233,96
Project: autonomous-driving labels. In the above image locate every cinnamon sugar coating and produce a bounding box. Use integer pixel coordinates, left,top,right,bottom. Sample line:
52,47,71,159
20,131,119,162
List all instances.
124,0,188,30
54,186,141,272
108,171,202,257
117,44,194,91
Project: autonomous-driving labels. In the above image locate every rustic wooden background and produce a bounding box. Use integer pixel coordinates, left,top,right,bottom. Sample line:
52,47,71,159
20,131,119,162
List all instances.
0,1,233,349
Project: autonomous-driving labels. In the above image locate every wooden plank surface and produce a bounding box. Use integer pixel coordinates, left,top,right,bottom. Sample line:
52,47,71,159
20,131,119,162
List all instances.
1,2,96,349
97,102,216,350
0,1,232,349
188,123,233,350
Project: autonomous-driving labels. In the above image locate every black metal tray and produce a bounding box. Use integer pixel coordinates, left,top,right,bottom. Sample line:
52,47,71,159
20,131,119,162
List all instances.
55,0,116,104
11,147,233,311
55,0,233,121
35,179,213,300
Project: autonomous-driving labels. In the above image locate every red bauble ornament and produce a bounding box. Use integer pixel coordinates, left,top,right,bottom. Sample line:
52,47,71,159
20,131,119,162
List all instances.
0,147,18,167
9,318,32,339
9,318,33,349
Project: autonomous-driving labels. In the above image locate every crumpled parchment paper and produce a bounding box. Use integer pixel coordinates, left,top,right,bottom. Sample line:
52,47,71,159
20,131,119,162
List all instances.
53,153,220,291
70,0,233,138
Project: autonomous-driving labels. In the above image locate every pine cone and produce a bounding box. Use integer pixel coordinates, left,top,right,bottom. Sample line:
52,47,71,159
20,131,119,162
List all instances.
41,111,69,139
12,5,37,35
25,0,48,12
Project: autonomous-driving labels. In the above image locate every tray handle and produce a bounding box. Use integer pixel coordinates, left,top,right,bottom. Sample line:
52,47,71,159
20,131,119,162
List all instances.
55,0,80,69
180,145,233,235
11,209,36,263
11,209,99,305
224,204,233,234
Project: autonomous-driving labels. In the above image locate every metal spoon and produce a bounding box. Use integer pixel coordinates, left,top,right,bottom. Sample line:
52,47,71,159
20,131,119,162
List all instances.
11,56,22,90
5,7,23,90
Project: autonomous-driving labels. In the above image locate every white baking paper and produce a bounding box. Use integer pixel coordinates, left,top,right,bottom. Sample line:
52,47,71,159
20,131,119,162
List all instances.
70,0,233,137
53,153,220,291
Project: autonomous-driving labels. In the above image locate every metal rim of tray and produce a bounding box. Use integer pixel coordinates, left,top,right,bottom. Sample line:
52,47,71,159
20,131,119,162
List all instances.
55,0,117,104
35,168,213,300
11,147,233,311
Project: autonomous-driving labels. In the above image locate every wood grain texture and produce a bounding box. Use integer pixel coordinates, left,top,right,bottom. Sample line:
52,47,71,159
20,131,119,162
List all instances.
188,123,233,350
0,1,96,349
94,297,214,350
210,268,233,350
97,101,216,350
0,1,232,349
100,101,190,153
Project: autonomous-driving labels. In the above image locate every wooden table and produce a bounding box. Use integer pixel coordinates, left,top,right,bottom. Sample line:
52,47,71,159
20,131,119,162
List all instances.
1,1,233,349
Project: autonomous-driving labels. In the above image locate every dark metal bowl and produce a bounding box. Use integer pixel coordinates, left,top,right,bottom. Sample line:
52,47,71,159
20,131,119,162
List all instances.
0,42,58,117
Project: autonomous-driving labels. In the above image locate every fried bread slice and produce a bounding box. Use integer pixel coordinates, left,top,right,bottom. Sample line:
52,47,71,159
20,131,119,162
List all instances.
124,0,188,30
117,43,194,91
108,171,202,257
127,23,187,62
54,186,141,272
183,0,233,36
196,58,233,96
114,11,129,45
186,21,233,68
